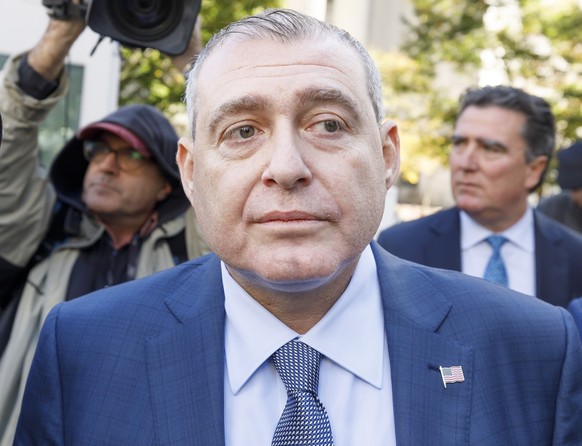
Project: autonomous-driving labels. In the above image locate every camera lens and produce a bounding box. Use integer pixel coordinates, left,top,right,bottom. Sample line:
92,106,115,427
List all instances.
87,0,200,55
107,0,184,41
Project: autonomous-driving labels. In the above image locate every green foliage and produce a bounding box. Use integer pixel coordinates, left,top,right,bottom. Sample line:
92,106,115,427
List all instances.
119,47,182,111
402,0,489,72
118,0,281,122
373,50,457,184
199,0,280,43
383,0,582,187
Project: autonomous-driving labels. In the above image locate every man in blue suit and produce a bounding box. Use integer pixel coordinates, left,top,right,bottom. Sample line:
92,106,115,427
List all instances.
378,86,582,308
15,9,582,445
568,297,582,339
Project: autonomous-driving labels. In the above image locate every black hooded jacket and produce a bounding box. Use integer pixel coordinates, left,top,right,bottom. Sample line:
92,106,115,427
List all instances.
50,104,189,223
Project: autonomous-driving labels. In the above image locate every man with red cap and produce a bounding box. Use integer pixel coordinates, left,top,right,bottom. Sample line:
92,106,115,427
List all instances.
0,9,208,444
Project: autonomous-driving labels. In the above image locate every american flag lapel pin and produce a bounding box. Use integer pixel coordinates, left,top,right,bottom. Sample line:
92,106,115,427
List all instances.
439,365,464,388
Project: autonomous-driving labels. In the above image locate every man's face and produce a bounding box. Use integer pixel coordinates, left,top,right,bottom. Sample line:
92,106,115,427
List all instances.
82,133,171,223
178,37,399,292
450,105,547,231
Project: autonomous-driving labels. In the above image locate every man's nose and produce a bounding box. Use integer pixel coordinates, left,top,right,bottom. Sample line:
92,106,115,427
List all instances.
261,128,313,189
453,143,479,170
97,151,121,173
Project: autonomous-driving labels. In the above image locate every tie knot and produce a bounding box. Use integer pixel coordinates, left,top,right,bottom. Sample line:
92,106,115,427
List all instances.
486,235,508,252
273,339,321,394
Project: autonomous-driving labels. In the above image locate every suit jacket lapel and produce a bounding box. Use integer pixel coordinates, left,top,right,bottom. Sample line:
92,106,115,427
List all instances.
425,208,462,271
146,256,226,446
373,243,473,445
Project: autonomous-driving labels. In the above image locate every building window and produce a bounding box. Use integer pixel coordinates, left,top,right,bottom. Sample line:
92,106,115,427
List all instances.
0,55,84,168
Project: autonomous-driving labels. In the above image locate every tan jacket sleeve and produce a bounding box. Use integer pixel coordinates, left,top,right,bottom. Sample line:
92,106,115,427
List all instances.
0,53,68,268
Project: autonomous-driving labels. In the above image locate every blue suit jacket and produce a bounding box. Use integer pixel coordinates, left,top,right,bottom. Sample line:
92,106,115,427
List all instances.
568,297,582,340
15,244,582,445
377,207,582,307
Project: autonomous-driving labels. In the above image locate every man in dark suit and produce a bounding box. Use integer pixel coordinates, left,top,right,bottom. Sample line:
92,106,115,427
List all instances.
15,9,582,446
378,85,582,308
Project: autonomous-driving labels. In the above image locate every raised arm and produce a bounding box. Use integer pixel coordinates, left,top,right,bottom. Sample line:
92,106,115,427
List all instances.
0,15,85,286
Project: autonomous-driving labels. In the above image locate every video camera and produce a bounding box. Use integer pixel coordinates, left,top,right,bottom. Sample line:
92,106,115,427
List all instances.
42,0,201,55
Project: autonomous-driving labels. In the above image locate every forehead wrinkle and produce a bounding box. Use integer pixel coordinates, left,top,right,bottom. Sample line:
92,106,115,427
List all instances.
236,60,349,73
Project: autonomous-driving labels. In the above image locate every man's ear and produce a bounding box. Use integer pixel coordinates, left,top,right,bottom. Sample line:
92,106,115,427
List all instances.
156,181,172,202
525,155,548,190
380,120,401,190
177,136,195,201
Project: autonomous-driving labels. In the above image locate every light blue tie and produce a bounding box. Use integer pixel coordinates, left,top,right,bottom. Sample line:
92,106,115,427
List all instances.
272,339,334,446
483,235,508,287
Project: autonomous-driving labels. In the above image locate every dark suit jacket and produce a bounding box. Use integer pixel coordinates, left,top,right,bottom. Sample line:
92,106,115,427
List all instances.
568,297,582,340
377,207,582,307
15,244,582,445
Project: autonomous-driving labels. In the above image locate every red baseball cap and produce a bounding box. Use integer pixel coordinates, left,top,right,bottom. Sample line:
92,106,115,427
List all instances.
77,122,151,158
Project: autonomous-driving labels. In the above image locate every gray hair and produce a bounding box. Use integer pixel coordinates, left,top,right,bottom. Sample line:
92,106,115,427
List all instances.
459,85,555,190
184,8,384,138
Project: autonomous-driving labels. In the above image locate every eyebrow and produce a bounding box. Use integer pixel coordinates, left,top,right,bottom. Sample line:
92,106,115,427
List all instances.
208,87,361,135
295,87,360,118
478,137,508,152
208,96,267,135
451,134,508,152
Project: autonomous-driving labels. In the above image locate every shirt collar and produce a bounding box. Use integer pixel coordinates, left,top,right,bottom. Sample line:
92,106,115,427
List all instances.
460,207,534,253
223,245,385,394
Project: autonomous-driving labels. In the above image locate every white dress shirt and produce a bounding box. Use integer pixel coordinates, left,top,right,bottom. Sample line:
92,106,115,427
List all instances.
223,245,396,446
460,208,536,296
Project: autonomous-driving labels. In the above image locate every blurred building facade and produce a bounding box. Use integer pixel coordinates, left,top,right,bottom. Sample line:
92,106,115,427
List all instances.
285,0,413,52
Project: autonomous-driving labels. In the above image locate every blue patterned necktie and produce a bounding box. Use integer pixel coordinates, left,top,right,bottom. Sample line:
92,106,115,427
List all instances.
271,339,334,446
483,235,509,287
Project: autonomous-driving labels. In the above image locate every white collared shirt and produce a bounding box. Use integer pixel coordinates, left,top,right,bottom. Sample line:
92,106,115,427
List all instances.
460,208,536,296
223,245,396,446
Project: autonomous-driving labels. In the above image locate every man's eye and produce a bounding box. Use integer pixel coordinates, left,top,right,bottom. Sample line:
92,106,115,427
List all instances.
238,126,255,139
483,142,504,152
322,120,341,132
127,150,144,160
451,136,465,147
223,124,260,143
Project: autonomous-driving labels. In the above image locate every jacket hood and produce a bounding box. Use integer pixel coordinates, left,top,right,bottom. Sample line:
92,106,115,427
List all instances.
49,104,189,223
557,140,582,190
